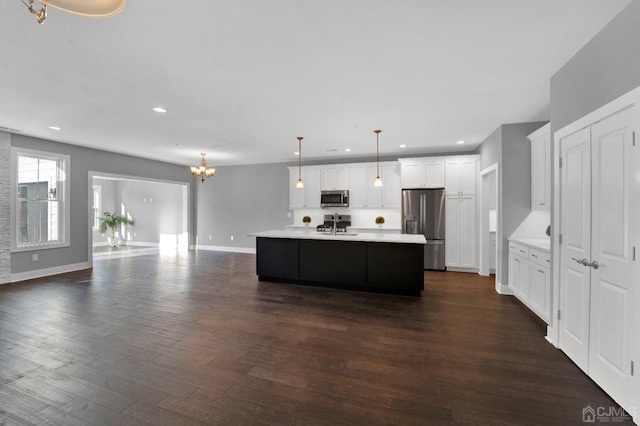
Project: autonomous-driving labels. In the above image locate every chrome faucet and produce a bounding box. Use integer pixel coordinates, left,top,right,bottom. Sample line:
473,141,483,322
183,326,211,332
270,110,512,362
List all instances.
333,212,338,235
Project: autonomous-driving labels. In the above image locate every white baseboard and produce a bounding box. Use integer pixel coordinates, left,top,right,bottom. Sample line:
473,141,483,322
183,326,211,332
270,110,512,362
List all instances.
545,326,558,348
124,241,160,247
10,261,91,283
196,245,256,254
446,267,479,273
495,280,513,295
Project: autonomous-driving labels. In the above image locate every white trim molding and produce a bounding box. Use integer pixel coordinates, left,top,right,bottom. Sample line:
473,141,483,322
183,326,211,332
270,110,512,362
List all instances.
196,245,256,254
10,262,91,283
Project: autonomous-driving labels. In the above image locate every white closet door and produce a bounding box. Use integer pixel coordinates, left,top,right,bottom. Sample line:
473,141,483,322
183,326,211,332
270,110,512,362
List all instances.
588,108,636,408
559,127,592,373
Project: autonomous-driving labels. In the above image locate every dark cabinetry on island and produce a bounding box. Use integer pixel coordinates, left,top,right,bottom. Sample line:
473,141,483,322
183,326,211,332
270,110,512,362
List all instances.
256,236,424,296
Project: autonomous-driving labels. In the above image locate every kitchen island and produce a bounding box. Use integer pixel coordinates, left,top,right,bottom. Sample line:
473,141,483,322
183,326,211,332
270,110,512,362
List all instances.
252,230,426,296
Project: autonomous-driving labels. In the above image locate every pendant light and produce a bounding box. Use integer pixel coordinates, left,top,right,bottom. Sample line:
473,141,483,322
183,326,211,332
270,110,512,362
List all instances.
373,130,383,187
295,136,304,189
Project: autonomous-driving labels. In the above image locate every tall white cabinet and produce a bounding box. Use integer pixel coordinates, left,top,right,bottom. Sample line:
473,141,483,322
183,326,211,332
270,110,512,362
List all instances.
444,155,479,269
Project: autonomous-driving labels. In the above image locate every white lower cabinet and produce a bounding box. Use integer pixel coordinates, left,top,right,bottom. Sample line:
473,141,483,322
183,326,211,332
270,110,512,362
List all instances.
508,240,550,323
445,195,476,269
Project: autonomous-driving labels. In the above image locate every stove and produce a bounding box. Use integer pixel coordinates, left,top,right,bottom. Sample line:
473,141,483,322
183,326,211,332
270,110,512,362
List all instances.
316,214,351,233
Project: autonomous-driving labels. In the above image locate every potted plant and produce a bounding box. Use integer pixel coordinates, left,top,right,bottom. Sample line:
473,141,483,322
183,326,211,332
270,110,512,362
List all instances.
375,216,385,228
302,215,312,226
99,212,135,247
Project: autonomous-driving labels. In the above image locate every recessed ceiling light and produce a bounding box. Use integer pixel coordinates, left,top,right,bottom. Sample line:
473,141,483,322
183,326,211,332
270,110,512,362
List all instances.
294,152,300,155
152,106,168,113
457,140,465,144
345,148,351,152
48,126,61,131
399,144,407,148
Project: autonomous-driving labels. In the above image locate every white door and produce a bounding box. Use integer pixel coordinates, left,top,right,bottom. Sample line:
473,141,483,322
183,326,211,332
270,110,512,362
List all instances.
424,160,445,188
382,165,401,208
366,166,383,208
559,127,592,373
304,169,322,208
587,108,636,408
459,159,477,195
349,167,367,208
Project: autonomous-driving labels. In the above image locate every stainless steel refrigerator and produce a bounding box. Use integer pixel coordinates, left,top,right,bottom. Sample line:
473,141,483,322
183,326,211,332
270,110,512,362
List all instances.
401,188,446,270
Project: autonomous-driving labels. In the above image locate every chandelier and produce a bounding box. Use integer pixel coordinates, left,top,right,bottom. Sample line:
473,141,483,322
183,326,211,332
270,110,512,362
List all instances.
295,136,304,189
21,0,125,24
190,153,216,183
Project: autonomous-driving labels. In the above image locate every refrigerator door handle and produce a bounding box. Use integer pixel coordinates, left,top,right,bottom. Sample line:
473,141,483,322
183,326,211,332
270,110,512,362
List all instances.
419,193,426,235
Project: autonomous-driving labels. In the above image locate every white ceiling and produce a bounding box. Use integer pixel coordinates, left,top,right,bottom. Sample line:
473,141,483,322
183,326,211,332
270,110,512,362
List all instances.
0,0,631,167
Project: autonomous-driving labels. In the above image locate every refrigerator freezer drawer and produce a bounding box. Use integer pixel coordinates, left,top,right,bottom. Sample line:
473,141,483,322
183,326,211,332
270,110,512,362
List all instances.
424,240,445,271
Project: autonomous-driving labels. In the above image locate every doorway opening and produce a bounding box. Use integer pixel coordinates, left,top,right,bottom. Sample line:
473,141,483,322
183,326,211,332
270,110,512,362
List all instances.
479,163,499,286
88,172,190,264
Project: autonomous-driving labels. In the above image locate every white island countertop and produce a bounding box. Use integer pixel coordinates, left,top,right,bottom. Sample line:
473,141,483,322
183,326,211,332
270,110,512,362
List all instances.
251,229,426,244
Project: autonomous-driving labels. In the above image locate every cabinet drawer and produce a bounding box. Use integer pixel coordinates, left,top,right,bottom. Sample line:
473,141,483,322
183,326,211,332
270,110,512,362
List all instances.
529,248,550,266
508,242,529,257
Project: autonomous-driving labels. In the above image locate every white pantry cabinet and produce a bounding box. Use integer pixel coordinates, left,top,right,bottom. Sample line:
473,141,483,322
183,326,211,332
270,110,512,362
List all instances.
445,156,478,195
445,195,476,269
398,158,445,188
528,123,551,210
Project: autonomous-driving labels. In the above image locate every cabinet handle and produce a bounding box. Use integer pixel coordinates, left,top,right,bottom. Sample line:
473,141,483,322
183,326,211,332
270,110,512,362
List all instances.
519,250,525,254
531,254,538,258
539,203,545,206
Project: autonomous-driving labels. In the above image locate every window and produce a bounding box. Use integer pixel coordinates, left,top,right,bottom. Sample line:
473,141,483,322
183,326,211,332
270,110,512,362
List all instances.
92,185,102,230
11,148,70,251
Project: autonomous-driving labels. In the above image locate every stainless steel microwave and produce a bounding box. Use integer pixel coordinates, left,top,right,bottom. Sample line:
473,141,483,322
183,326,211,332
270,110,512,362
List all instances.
320,190,349,208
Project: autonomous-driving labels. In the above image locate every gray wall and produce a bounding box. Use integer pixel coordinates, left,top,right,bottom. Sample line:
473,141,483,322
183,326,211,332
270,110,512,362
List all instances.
196,163,290,249
551,0,640,134
10,134,193,274
117,180,186,244
476,122,546,286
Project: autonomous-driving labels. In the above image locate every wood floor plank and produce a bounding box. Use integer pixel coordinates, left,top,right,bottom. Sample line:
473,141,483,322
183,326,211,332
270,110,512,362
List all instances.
0,251,633,425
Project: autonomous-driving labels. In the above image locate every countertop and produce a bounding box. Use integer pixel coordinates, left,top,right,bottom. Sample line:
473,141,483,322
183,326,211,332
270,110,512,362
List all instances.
509,237,551,252
251,229,426,244
285,225,401,232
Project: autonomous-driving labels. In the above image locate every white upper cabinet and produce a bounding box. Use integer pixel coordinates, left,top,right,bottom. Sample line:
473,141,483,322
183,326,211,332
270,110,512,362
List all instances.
321,167,349,190
289,167,321,209
398,158,445,188
528,123,551,210
445,156,478,195
381,164,401,208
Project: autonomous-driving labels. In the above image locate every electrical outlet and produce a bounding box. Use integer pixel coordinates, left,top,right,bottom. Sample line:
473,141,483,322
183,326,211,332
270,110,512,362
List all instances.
287,212,292,218
208,235,212,240
230,235,234,241
32,254,38,261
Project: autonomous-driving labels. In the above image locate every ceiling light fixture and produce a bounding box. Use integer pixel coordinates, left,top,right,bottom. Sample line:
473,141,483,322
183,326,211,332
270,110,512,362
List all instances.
295,137,304,189
21,0,125,24
345,148,351,152
190,153,216,183
399,144,407,148
373,130,383,187
457,140,465,144
152,106,168,114
48,126,61,130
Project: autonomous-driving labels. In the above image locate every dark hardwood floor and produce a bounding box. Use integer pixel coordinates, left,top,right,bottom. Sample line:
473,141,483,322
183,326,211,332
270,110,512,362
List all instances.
0,251,632,425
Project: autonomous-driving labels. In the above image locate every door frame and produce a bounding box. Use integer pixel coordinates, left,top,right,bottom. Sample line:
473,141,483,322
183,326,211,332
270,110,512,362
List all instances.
87,171,191,267
479,163,502,290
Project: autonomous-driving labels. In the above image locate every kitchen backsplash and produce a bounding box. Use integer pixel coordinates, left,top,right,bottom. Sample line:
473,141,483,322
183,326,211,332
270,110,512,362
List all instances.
292,208,401,229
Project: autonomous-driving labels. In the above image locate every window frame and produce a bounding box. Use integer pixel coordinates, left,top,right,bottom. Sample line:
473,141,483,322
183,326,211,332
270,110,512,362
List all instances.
10,147,71,252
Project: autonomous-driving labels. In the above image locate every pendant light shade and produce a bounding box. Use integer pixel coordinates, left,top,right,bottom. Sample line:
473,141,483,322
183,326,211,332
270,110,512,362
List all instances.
21,0,125,24
296,136,304,189
373,130,383,187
